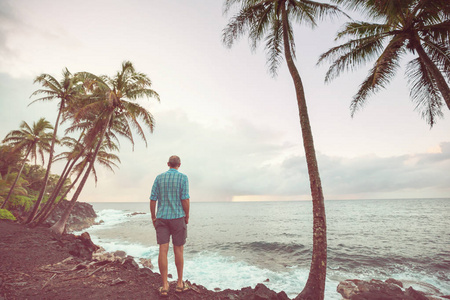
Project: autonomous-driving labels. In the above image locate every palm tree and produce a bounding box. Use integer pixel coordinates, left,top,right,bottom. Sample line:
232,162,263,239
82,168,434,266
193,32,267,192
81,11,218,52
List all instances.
318,0,450,126
0,145,22,177
26,68,83,223
35,135,120,225
1,118,53,209
49,61,159,234
39,138,119,228
0,173,29,205
31,136,83,225
223,1,345,299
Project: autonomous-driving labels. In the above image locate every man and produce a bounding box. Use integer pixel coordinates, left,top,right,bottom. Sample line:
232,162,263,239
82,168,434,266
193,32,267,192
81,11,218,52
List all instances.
150,155,190,297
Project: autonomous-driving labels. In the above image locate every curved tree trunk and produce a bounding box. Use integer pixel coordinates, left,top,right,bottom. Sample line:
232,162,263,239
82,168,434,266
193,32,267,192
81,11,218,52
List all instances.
26,101,65,223
35,132,87,224
1,146,32,209
33,158,72,223
415,42,450,110
36,155,86,225
50,115,111,235
280,5,327,300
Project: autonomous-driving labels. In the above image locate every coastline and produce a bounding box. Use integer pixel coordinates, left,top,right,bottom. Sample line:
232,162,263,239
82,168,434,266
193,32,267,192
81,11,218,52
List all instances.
0,220,289,300
1,217,448,300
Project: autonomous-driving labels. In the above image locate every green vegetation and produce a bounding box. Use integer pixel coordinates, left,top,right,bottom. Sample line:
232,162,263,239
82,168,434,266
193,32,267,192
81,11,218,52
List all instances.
1,118,53,209
1,61,159,234
0,209,17,221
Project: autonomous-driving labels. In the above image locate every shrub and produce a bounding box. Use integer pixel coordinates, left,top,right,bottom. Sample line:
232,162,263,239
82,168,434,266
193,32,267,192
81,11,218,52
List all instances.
0,209,16,221
9,195,34,212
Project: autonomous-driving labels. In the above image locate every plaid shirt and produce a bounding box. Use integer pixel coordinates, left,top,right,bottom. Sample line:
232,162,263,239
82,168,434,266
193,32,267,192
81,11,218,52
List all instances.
150,168,190,219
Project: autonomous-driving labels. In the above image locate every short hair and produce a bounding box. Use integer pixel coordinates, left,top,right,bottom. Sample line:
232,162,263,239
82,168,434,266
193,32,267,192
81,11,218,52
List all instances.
168,155,181,168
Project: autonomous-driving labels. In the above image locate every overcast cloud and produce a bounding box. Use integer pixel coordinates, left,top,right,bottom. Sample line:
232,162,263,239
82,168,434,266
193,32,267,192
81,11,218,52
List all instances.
0,0,449,202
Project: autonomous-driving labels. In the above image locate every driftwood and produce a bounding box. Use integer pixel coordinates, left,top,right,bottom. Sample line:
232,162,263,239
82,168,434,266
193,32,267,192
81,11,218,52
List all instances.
42,273,56,289
60,263,109,282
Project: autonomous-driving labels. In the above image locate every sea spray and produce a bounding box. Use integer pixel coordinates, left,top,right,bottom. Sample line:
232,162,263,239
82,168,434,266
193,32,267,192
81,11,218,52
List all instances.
81,200,450,299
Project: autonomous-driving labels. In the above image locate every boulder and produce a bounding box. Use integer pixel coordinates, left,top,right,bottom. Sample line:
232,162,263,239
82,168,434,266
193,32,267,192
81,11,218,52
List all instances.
337,279,443,300
139,258,153,269
386,278,403,288
68,232,100,260
114,250,127,259
404,287,428,300
122,256,139,269
44,200,97,232
254,283,279,300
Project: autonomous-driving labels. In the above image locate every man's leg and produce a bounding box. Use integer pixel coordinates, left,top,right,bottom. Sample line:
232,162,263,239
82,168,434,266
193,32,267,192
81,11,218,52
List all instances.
173,245,184,288
158,243,170,290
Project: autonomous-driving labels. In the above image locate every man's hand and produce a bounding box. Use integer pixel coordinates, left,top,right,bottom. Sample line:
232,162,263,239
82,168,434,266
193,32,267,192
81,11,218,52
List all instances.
184,215,189,225
152,217,157,228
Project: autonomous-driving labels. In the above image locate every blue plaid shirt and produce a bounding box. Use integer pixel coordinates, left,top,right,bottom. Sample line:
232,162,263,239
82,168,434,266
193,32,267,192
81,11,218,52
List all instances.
150,168,190,219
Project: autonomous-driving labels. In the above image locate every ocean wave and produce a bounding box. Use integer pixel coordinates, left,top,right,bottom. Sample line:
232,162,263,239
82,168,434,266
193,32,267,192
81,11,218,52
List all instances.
95,209,130,227
236,241,308,256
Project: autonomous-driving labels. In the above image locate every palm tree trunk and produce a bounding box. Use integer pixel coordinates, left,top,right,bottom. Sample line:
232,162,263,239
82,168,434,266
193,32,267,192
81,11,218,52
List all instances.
50,115,111,235
415,42,450,110
1,146,32,209
280,5,327,300
36,154,86,225
26,101,64,224
33,158,72,222
35,131,88,224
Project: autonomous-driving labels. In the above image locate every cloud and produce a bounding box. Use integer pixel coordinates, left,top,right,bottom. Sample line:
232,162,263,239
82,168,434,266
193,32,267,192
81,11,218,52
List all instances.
0,0,80,78
78,109,450,202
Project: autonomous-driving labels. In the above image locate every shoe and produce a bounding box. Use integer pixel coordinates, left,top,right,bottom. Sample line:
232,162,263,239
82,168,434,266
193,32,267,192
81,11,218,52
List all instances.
158,287,169,297
175,281,191,293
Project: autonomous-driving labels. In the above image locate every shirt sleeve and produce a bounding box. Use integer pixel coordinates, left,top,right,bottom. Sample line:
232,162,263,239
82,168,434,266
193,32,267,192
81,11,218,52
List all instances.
181,176,190,200
150,176,159,201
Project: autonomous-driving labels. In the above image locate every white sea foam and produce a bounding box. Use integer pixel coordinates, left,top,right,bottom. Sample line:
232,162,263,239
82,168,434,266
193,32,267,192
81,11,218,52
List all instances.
94,209,129,227
79,201,450,299
181,251,342,299
88,235,157,258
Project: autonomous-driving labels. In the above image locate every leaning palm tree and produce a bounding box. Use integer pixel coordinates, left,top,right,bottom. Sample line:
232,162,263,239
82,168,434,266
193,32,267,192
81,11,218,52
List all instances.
49,61,159,234
223,1,345,299
26,68,83,223
36,134,120,226
318,0,450,126
1,118,53,209
32,136,85,225
44,138,120,229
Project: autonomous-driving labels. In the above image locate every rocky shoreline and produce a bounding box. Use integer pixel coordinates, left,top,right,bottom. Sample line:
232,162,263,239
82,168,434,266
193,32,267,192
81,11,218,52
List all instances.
0,220,289,300
43,200,97,232
1,213,448,299
337,278,450,300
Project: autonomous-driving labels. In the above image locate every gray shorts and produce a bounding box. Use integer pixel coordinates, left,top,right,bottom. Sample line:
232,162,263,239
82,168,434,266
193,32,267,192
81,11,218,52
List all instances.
155,217,187,246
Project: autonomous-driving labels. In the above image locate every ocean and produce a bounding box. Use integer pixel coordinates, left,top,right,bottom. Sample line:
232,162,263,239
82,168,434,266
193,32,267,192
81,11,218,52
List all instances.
78,199,450,299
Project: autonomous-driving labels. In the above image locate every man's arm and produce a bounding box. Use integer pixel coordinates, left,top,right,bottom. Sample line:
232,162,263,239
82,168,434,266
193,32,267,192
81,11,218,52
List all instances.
181,199,190,224
150,200,157,227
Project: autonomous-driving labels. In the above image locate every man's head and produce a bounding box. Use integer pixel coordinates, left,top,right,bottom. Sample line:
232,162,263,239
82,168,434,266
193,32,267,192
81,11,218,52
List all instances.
168,155,181,169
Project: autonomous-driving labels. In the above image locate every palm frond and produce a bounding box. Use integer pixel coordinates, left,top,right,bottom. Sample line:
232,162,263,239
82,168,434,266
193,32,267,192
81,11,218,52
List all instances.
350,36,406,115
223,3,268,48
318,36,386,83
406,57,444,126
265,17,284,76
422,40,450,79
295,0,349,22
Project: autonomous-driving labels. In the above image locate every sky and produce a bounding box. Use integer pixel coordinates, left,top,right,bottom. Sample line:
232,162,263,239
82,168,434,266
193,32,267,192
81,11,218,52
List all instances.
0,0,449,203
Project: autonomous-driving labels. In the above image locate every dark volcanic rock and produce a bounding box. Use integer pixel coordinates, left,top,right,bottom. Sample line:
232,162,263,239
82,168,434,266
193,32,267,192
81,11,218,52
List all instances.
67,232,100,260
1,221,292,300
44,200,97,232
337,279,441,300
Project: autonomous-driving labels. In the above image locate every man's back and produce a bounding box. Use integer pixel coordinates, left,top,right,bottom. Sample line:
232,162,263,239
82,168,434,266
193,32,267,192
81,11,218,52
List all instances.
151,168,189,219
